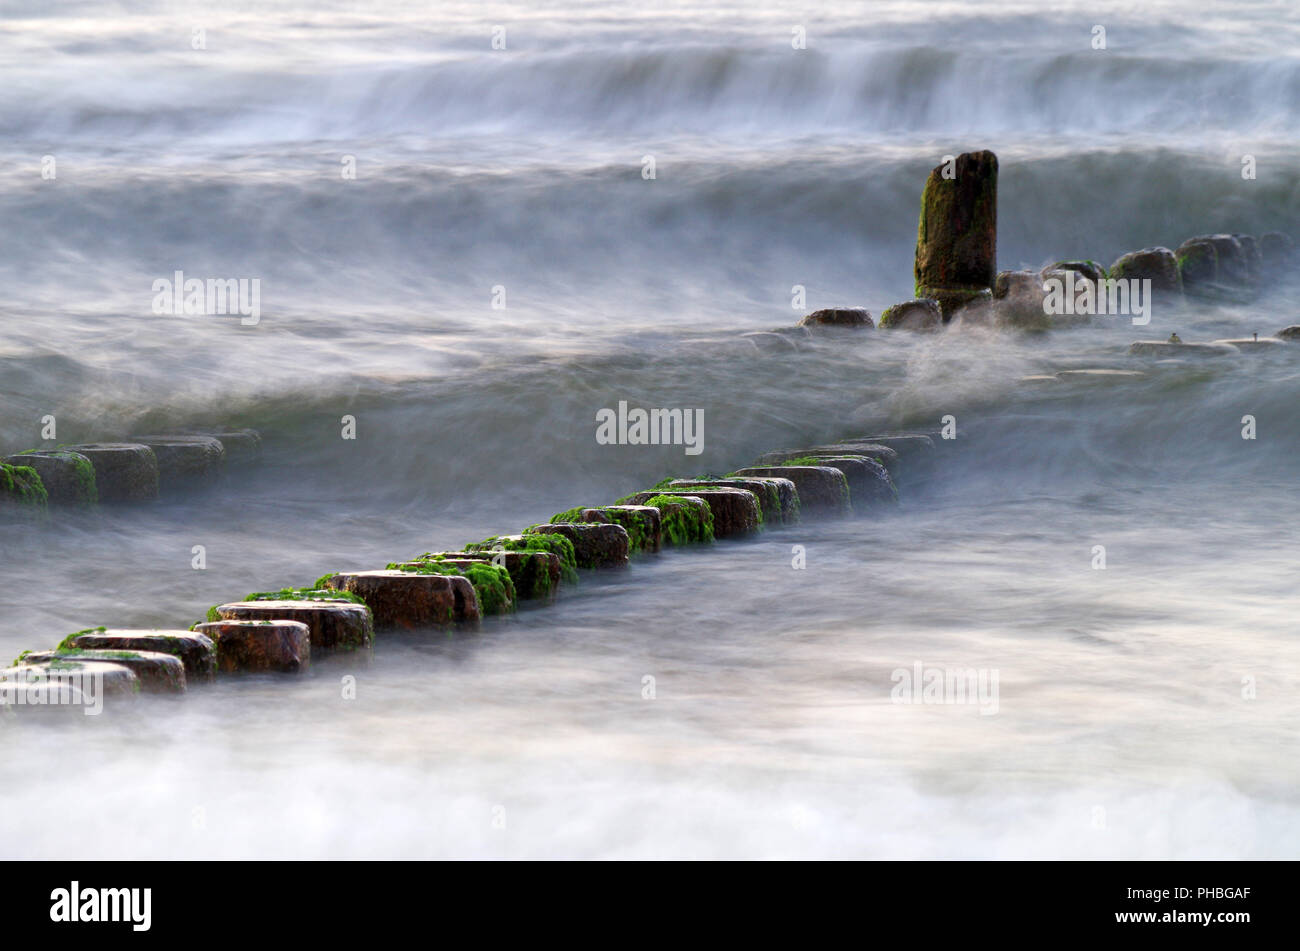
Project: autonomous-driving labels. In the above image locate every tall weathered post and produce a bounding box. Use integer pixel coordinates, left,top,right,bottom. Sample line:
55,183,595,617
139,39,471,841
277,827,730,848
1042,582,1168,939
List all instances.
914,150,998,321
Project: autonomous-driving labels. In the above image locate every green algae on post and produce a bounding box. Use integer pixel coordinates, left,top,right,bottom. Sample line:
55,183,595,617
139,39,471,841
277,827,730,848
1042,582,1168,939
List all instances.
55,626,107,652
1107,247,1182,298
402,550,563,601
0,462,49,513
467,533,580,585
207,586,367,625
878,298,942,331
389,559,517,615
5,450,96,507
19,648,187,694
550,505,662,553
732,466,851,517
634,494,715,546
621,488,758,538
59,629,216,682
457,563,515,614
784,456,897,510
914,149,998,321
64,443,160,503
525,522,630,569
212,600,374,651
245,586,368,607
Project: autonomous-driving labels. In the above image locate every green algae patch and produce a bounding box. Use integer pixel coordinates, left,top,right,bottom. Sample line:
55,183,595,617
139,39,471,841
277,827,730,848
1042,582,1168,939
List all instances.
645,473,722,492
459,562,515,615
206,587,365,625
42,647,152,664
55,626,107,653
62,453,96,505
604,507,657,552
467,533,579,585
244,587,366,604
642,494,714,546
404,550,561,601
387,559,517,615
0,462,49,513
57,629,216,682
733,465,850,517
915,150,998,295
1176,239,1219,287
668,479,790,527
388,560,463,576
13,449,97,506
550,506,590,524
550,505,659,552
525,522,630,569
1046,260,1107,283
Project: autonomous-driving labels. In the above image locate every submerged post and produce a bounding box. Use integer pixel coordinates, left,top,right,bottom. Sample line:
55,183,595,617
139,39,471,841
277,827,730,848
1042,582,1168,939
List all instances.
914,150,998,320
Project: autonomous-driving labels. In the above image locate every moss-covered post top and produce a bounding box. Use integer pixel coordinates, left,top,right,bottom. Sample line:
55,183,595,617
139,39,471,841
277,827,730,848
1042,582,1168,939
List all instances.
914,150,998,317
